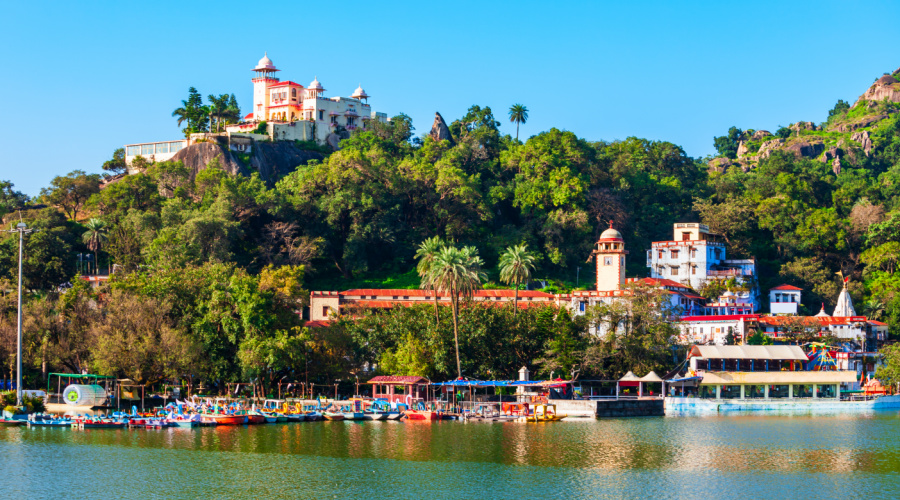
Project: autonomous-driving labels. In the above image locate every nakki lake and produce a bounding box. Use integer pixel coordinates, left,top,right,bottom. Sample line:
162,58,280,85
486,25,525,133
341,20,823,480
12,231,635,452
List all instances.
3,413,900,499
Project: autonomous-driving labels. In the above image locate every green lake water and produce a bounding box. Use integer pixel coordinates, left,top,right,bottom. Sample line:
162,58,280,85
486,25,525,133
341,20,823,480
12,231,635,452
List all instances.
3,414,900,499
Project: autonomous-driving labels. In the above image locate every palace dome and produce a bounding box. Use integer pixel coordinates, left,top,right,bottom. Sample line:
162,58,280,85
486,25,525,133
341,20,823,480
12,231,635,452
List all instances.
599,227,623,240
308,77,325,91
255,52,276,71
351,85,369,100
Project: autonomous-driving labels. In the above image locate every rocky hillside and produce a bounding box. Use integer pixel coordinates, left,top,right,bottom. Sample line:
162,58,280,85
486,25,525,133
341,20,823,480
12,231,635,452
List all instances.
710,66,900,174
169,140,326,184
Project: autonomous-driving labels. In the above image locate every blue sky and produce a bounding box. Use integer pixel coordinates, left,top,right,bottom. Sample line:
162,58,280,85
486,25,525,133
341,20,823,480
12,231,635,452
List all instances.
1,0,898,196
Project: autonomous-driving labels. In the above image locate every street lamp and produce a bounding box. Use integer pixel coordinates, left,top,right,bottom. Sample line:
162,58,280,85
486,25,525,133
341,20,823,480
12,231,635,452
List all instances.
4,222,34,406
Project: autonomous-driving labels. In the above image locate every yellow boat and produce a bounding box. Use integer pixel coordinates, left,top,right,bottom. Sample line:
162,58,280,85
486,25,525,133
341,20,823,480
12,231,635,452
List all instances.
517,403,567,422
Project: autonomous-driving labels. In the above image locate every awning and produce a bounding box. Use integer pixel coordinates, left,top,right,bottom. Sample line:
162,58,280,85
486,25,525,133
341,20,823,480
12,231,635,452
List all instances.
688,345,808,361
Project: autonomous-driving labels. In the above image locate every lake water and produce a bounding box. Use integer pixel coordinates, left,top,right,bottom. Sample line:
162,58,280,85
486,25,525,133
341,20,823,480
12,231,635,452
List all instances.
2,413,900,499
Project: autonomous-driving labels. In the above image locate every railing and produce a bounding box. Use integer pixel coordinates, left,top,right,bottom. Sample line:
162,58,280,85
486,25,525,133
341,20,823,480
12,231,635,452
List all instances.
707,269,752,277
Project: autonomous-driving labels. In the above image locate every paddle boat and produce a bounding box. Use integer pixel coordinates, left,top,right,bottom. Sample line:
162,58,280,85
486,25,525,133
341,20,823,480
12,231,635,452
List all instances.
0,418,25,426
201,413,246,425
517,403,566,422
27,414,71,428
72,416,128,429
322,410,345,421
166,414,203,428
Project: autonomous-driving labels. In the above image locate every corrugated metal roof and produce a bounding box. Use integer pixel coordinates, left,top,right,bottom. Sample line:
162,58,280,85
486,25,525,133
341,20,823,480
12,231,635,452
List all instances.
366,376,429,385
689,345,808,361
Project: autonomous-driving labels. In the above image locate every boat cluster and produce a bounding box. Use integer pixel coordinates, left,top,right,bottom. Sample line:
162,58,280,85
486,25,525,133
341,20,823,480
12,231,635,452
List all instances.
14,399,566,428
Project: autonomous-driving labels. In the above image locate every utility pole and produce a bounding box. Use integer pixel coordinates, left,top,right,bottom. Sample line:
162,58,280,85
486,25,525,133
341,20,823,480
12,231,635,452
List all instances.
5,222,34,406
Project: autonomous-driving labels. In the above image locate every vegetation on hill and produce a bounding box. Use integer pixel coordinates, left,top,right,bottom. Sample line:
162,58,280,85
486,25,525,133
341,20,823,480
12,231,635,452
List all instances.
1,66,900,391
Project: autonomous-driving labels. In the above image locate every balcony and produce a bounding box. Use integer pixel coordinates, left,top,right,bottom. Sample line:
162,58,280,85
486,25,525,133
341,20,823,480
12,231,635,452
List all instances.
707,269,752,277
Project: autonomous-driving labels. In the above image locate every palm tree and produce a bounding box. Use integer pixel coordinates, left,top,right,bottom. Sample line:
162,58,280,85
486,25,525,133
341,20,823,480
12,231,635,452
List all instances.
172,101,191,129
508,104,528,141
415,236,445,323
423,245,487,378
862,299,885,321
81,218,109,276
499,244,537,318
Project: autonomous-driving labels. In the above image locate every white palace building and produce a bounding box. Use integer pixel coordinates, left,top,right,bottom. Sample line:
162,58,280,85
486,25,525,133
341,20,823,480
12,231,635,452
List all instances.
124,53,387,167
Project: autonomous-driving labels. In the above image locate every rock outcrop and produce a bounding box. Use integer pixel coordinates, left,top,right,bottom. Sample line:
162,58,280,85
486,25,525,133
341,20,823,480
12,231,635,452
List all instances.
757,138,784,160
785,140,825,159
325,133,342,152
430,112,454,144
169,140,325,184
855,71,900,105
707,157,735,173
832,114,889,132
851,130,873,156
832,157,842,176
751,130,772,141
790,121,817,132
170,142,246,179
821,147,843,163
736,141,749,158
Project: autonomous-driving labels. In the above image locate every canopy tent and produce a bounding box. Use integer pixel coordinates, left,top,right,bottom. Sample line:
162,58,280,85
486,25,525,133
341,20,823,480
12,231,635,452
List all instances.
639,371,663,382
619,371,640,381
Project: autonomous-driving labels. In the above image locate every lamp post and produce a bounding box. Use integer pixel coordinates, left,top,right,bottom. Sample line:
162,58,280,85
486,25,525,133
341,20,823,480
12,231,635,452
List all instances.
5,222,34,406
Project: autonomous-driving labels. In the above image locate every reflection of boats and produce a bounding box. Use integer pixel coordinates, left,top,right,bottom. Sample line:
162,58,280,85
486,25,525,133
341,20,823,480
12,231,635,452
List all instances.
0,419,24,426
362,412,387,421
517,404,566,422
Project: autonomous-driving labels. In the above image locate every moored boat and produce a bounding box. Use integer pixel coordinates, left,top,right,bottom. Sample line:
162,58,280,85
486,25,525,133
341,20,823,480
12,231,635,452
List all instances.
201,413,246,425
323,411,345,421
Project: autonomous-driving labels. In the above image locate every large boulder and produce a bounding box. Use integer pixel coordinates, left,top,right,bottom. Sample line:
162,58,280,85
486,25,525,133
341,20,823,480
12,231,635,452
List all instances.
832,157,842,176
851,130,873,156
736,141,749,158
325,133,342,152
708,157,735,173
821,147,843,163
785,140,825,159
430,112,454,144
856,73,900,105
250,141,326,182
169,140,325,184
757,138,784,160
751,130,772,141
170,142,246,179
790,121,817,132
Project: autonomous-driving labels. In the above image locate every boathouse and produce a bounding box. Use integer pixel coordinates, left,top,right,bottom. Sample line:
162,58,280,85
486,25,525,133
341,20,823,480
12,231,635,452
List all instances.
367,375,430,405
672,345,857,400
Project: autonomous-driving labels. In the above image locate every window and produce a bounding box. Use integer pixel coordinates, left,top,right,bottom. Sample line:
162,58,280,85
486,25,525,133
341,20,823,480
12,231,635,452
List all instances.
691,248,697,258
621,257,625,265
579,301,586,312
746,385,765,399
720,385,741,399
331,116,338,124
141,144,155,155
604,256,613,266
126,146,141,156
671,266,679,276
794,384,813,398
768,385,789,398
322,306,329,317
156,143,169,154
658,251,664,259
291,88,296,98
682,232,691,241
670,250,679,258
691,266,697,275
817,384,836,398
319,110,324,120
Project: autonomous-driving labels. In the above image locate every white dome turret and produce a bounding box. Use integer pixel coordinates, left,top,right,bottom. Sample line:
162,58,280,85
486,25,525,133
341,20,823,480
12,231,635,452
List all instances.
351,85,369,101
308,77,325,92
254,52,277,71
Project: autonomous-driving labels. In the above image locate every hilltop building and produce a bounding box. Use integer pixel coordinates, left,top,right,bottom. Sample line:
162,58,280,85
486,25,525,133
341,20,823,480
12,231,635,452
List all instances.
124,53,387,167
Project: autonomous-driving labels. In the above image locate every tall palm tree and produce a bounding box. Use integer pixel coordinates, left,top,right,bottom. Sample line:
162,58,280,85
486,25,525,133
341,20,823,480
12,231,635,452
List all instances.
499,244,537,318
81,218,109,276
508,104,528,141
172,101,191,129
415,236,445,323
424,245,487,378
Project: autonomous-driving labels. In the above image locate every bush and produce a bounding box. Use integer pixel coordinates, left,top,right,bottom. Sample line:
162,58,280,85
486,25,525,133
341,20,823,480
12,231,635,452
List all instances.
3,405,21,416
23,394,46,414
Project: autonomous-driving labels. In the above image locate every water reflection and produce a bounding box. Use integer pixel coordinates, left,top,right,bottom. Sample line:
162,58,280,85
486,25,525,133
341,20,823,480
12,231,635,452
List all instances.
4,414,900,498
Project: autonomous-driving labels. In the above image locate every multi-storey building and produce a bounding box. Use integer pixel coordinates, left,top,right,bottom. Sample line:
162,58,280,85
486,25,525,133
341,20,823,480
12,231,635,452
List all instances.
647,223,757,309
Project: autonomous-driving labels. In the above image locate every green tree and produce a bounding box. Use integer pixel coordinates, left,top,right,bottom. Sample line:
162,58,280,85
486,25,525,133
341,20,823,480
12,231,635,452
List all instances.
498,244,537,317
713,126,743,159
508,104,528,141
102,148,128,175
0,180,27,220
423,245,487,378
40,170,101,220
827,99,851,121
81,218,109,275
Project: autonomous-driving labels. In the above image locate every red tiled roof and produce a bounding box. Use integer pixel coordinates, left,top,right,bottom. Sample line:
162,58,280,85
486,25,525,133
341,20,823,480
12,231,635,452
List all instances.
305,320,333,328
244,113,254,119
629,277,693,290
757,316,868,326
869,320,888,326
269,80,304,88
341,289,555,298
771,284,802,291
367,375,429,385
681,314,760,322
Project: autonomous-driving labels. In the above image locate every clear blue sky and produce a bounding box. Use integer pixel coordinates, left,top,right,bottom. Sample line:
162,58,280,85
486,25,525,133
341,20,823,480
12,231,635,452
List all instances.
1,0,898,196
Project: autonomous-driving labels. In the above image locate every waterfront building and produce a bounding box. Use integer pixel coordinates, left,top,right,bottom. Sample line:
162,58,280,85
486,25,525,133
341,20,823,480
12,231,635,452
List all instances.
646,223,757,309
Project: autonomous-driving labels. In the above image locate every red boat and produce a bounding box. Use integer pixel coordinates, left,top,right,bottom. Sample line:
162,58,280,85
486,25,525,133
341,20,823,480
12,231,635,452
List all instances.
404,410,441,421
73,417,127,429
201,413,247,425
246,414,266,425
